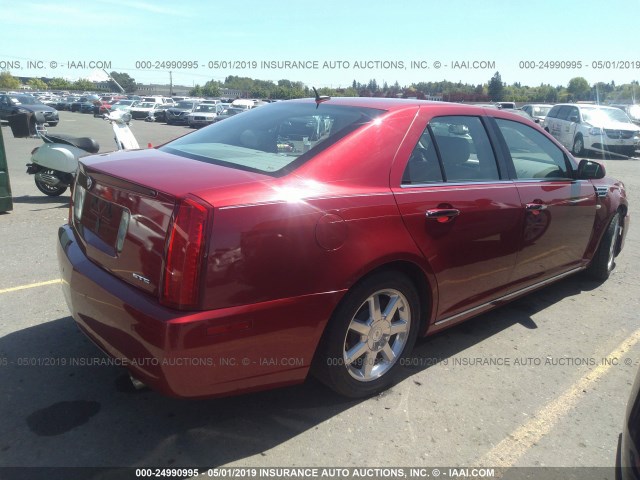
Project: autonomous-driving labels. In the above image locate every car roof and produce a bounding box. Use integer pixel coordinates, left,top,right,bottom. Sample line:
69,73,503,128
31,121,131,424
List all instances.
287,97,510,112
552,103,616,110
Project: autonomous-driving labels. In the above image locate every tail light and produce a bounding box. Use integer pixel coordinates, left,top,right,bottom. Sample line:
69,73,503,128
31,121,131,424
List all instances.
161,196,211,309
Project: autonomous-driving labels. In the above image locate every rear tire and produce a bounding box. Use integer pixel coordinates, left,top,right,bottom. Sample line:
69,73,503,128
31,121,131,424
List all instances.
34,171,67,196
587,213,621,281
313,271,420,398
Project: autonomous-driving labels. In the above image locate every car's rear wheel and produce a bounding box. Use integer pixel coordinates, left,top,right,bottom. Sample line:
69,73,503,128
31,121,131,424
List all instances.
34,171,67,196
572,134,585,156
314,271,420,398
587,213,621,281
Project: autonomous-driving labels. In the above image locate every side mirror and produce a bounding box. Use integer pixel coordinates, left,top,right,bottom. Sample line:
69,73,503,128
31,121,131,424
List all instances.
577,159,606,179
569,115,579,123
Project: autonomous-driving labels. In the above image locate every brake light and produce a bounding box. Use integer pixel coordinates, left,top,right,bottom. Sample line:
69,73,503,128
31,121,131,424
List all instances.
161,196,211,309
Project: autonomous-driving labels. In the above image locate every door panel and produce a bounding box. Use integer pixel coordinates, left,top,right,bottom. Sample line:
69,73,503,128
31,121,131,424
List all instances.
511,181,596,282
392,113,522,320
395,183,522,319
493,118,597,284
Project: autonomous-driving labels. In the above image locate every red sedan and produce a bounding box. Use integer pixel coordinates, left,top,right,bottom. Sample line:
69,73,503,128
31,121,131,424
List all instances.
57,98,629,398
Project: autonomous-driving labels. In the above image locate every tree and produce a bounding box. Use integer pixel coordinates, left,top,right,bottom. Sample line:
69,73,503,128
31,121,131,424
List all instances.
28,78,48,90
0,72,21,89
73,79,96,91
202,80,220,97
567,77,590,101
488,71,504,101
108,71,137,93
48,77,73,90
189,85,204,97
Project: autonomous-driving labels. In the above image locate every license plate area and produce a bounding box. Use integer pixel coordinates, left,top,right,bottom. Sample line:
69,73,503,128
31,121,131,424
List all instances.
79,194,125,256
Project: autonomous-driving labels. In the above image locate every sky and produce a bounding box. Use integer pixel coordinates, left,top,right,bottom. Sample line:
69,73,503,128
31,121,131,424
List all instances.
2,0,640,91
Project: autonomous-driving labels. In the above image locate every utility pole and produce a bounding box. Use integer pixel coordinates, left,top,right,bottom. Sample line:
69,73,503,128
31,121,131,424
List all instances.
169,71,173,97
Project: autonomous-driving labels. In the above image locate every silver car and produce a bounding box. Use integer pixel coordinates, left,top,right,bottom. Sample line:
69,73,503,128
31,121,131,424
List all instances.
521,104,553,125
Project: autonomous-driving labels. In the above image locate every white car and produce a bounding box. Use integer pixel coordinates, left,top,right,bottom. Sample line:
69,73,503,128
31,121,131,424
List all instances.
544,103,640,157
130,101,161,120
186,103,227,128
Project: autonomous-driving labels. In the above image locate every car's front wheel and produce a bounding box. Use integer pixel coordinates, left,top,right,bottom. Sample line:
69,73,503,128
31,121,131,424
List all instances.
587,213,621,281
314,271,420,398
572,134,585,156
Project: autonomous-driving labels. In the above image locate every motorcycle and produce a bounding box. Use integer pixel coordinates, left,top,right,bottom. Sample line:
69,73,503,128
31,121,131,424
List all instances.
10,110,139,196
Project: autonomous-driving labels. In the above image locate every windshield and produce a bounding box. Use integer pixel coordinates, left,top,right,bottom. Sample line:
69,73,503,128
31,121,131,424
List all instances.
583,107,633,124
137,102,156,108
161,102,385,176
532,106,551,117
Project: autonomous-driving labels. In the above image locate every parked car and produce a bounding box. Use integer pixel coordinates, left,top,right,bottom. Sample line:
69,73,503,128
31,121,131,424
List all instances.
611,104,640,127
544,103,640,157
55,96,79,111
212,106,245,123
141,96,174,105
520,104,553,125
57,98,629,399
0,93,59,126
107,99,137,114
146,104,173,122
71,95,100,113
187,103,227,128
165,100,200,125
621,363,640,479
130,101,161,120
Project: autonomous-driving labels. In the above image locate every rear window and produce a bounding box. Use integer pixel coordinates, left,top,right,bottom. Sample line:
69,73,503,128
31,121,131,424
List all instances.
161,102,385,176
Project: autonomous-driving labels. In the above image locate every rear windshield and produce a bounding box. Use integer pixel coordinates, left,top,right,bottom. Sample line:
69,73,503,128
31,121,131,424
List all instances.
161,102,385,176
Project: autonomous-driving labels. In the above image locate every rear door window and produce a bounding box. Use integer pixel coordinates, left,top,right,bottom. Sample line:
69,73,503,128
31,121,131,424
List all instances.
402,116,500,184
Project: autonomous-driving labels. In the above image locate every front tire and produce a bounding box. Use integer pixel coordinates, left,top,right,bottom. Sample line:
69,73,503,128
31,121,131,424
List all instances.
314,272,420,398
587,213,621,281
572,134,585,156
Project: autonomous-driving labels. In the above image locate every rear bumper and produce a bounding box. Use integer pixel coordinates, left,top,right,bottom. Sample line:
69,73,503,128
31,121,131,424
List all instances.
188,118,214,126
57,224,344,398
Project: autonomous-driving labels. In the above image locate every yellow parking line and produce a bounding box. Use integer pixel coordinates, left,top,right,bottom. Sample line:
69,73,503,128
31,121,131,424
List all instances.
479,328,640,469
0,279,62,294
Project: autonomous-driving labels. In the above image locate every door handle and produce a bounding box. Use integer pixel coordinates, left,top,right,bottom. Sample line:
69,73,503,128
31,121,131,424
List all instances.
525,203,547,211
426,208,460,223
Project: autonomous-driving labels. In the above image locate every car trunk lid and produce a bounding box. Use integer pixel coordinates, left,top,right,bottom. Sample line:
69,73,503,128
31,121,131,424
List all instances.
72,149,268,302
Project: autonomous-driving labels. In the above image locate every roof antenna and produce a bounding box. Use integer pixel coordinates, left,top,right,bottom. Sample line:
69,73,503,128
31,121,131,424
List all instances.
313,87,331,108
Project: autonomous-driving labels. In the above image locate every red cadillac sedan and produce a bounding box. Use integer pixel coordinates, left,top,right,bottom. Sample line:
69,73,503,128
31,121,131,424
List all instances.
57,97,629,398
